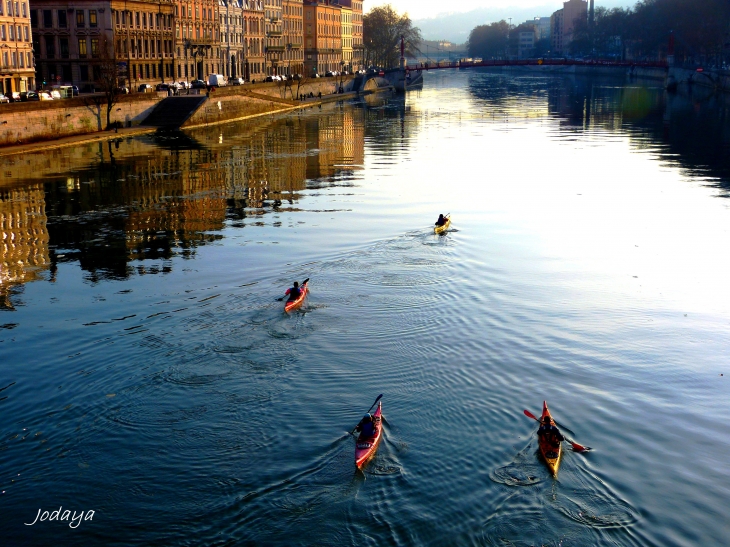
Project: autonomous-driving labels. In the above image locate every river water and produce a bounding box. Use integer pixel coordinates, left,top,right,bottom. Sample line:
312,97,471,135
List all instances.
2,70,729,546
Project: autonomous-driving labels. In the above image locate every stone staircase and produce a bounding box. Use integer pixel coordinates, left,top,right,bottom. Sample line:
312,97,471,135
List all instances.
141,96,208,129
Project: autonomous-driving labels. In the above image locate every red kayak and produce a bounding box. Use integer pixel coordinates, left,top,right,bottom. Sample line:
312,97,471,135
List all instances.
355,401,383,468
537,400,562,476
284,280,308,313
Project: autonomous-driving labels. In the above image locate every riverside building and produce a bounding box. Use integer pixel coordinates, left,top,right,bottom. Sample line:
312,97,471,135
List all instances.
1,0,35,94
335,0,361,71
219,0,244,79
281,0,302,77
551,0,587,55
263,0,282,76
303,0,340,77
175,0,220,82
30,0,174,90
243,0,264,81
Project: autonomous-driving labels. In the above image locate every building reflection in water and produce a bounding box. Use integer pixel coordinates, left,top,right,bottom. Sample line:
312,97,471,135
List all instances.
0,184,50,310
0,103,368,307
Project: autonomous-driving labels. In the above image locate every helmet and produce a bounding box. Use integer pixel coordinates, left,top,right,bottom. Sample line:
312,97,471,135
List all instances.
363,413,372,421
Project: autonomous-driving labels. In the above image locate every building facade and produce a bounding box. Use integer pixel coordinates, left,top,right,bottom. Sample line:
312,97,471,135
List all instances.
1,0,35,94
281,0,302,76
339,2,350,71
175,0,220,82
243,0,264,81
303,0,340,76
31,0,174,90
551,0,586,55
337,0,361,70
263,0,281,75
219,0,244,78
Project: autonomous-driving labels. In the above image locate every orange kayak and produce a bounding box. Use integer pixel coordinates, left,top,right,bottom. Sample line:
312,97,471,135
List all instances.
537,400,562,476
355,401,383,468
284,280,308,313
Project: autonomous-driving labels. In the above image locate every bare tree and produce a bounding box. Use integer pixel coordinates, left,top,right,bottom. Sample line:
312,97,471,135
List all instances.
94,36,122,129
294,74,310,100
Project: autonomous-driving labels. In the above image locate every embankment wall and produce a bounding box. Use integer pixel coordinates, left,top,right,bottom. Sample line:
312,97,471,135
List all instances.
0,93,163,146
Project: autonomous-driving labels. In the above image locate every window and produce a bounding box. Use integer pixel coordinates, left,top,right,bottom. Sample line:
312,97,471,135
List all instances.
0,25,4,40
76,10,85,27
23,26,28,41
89,10,97,27
58,10,67,28
78,37,87,57
30,9,37,27
91,37,98,57
45,36,55,58
22,1,26,17
60,37,68,58
80,64,88,80
8,25,13,40
43,9,52,28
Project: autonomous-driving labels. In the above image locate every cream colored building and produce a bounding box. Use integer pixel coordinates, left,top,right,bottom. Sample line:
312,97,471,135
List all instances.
219,0,245,78
339,3,351,72
1,0,35,94
337,0,361,70
282,0,302,76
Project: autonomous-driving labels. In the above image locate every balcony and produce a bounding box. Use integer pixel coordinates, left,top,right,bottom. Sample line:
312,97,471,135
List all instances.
266,45,285,52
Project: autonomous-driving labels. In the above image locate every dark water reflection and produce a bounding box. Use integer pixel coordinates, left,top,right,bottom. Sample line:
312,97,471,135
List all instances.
467,71,730,188
2,74,730,547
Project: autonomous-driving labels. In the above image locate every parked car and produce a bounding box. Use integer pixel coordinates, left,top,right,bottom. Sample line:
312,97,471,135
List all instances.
190,79,207,89
138,83,153,93
49,90,62,99
0,93,9,104
39,91,54,100
325,71,336,77
155,83,170,91
311,73,321,78
117,86,130,94
230,77,244,85
265,75,282,82
22,91,40,101
177,81,191,89
9,91,21,102
292,73,302,80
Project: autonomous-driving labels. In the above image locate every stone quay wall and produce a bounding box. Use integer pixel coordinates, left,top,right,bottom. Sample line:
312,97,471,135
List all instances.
0,76,364,146
0,93,163,147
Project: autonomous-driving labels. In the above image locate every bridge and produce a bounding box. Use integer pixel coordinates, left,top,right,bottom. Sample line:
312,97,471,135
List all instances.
403,59,668,71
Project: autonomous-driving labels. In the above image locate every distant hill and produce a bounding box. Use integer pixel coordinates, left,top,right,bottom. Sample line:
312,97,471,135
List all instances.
414,1,631,43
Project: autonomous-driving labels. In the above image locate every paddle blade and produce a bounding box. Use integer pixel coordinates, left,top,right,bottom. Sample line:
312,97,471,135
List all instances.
567,439,591,452
302,278,310,285
524,409,539,422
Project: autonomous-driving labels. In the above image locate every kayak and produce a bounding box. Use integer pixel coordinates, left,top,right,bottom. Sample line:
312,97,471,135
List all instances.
434,217,451,234
355,401,383,468
284,280,308,313
537,400,562,476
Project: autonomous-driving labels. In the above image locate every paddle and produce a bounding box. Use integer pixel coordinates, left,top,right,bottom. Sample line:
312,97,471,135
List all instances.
523,409,591,452
277,278,310,301
349,394,383,435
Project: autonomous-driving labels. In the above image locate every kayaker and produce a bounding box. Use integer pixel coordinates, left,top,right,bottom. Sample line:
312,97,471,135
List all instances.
285,281,301,301
355,413,376,437
538,417,564,447
435,214,448,227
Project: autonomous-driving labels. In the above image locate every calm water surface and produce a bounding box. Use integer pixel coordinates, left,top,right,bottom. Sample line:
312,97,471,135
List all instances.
2,70,730,546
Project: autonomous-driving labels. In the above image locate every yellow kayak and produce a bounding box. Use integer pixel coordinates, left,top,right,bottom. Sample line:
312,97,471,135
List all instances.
434,217,451,234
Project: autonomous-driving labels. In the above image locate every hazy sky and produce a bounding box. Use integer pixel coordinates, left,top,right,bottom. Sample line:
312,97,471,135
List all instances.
367,0,631,20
